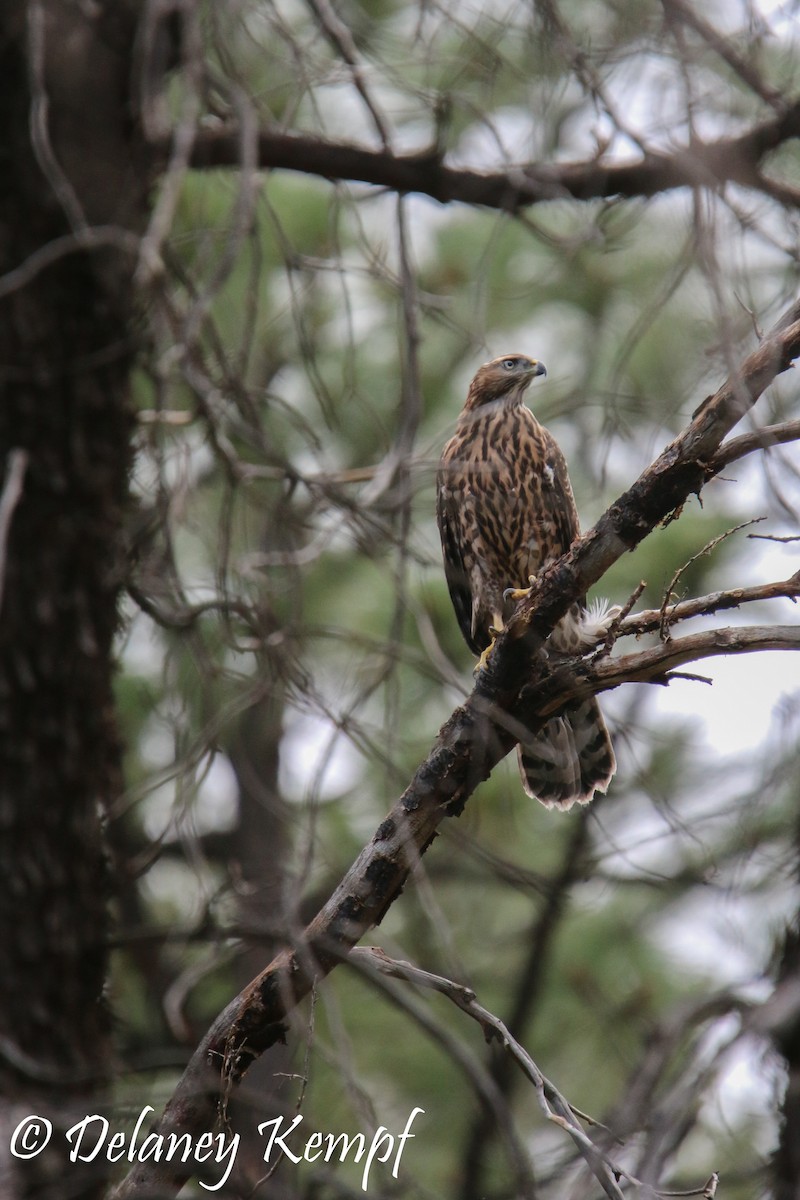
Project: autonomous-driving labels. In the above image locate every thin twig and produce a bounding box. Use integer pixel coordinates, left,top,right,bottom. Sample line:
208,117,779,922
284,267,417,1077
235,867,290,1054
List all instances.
304,0,392,149
0,451,29,613
353,948,720,1200
594,581,646,659
661,0,784,111
658,518,767,640
0,227,141,302
27,1,88,233
347,957,537,1197
135,0,203,285
351,947,625,1200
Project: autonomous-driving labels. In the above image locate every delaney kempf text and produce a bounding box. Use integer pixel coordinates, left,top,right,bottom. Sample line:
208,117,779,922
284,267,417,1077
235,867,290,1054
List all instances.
10,1105,425,1192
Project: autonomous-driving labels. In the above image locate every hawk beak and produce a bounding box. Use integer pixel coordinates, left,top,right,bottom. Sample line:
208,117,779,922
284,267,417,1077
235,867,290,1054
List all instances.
530,360,547,378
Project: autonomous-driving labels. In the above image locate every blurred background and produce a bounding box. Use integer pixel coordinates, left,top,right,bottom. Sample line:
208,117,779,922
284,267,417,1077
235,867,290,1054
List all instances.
102,0,800,1195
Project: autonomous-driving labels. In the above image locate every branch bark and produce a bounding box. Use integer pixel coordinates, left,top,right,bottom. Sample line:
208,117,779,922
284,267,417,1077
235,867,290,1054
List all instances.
112,299,800,1199
708,417,800,472
564,625,800,705
162,97,800,211
617,571,800,637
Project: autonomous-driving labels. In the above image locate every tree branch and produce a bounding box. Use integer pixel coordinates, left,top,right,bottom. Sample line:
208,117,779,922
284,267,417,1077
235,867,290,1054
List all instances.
661,0,785,111
351,947,626,1200
618,571,800,638
351,948,721,1200
0,450,28,614
462,812,593,1198
150,97,800,212
581,624,800,702
112,300,800,1199
709,417,800,473
345,951,538,1199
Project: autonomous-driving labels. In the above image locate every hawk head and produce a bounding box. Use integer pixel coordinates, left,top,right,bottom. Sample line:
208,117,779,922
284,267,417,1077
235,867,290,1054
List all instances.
464,354,547,411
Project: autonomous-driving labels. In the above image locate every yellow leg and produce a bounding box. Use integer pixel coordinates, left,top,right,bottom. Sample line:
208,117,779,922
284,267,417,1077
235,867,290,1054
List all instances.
474,613,504,674
474,639,494,674
503,575,536,604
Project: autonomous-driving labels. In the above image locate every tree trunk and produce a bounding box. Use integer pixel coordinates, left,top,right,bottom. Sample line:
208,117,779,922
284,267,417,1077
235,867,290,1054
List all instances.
0,3,149,1194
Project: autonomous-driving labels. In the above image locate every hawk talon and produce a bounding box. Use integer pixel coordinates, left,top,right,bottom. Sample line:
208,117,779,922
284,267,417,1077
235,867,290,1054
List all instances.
504,576,536,604
504,585,530,603
474,639,496,675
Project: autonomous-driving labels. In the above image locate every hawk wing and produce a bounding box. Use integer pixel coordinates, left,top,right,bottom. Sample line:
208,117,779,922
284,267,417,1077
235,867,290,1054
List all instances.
435,462,484,655
535,428,581,567
436,412,583,657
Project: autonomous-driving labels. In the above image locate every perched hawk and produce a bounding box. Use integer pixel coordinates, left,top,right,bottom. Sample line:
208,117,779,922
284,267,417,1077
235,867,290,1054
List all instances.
436,354,616,809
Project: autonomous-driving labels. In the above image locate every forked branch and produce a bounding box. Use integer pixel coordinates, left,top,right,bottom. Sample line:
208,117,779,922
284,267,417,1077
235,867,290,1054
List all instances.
350,947,721,1200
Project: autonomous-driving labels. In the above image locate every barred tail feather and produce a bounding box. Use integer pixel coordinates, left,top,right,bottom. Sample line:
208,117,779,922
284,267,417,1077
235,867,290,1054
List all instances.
517,697,615,810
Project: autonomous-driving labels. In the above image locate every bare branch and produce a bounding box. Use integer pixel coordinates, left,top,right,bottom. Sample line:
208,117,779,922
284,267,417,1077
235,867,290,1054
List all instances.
658,518,766,640
0,451,29,614
584,624,800,700
304,0,392,150
484,624,800,745
27,0,88,233
618,571,800,637
135,0,204,285
0,226,140,302
346,953,537,1198
150,97,800,212
352,948,721,1200
351,947,626,1200
710,417,800,473
461,811,593,1189
661,0,785,110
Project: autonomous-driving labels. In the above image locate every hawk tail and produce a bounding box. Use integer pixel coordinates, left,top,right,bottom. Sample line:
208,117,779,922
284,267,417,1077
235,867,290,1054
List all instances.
516,697,615,810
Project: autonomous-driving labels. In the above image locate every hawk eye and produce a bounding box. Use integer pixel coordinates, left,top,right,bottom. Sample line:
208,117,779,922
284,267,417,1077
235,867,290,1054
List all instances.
502,358,517,370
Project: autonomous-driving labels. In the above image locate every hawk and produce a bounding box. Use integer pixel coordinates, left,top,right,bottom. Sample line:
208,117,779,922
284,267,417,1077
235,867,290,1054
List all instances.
436,353,617,809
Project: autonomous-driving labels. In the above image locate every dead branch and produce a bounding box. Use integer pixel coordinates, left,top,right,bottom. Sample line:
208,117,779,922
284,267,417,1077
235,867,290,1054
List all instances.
150,96,800,212
345,952,537,1198
618,571,800,637
352,947,625,1200
556,624,800,712
112,300,800,1199
0,450,29,614
304,0,392,150
709,417,800,472
461,811,593,1187
658,519,766,640
351,947,720,1200
661,0,785,110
